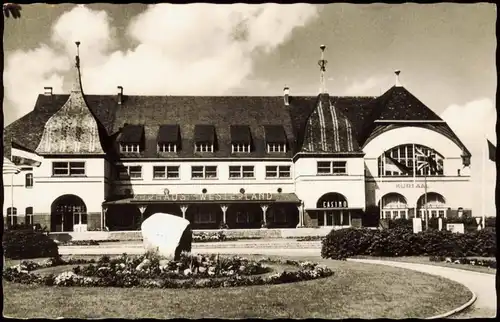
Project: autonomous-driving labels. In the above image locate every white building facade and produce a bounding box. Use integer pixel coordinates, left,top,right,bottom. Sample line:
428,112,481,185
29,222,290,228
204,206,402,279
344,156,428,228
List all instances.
3,57,473,232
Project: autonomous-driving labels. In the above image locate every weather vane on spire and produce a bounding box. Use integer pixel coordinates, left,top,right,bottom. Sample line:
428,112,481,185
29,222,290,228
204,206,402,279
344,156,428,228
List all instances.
75,41,81,69
318,44,328,94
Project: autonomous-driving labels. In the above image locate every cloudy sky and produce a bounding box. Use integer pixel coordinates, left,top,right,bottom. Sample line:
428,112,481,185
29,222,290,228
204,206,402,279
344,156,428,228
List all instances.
3,3,497,215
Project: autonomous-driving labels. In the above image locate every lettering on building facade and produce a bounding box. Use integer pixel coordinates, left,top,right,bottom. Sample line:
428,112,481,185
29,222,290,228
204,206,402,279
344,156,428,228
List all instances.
395,183,429,189
134,193,274,202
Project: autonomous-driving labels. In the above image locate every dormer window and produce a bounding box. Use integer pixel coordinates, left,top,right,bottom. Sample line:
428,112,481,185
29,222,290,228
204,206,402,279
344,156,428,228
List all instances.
118,124,144,153
232,144,250,153
264,125,287,154
195,143,214,152
194,125,216,153
120,143,140,153
267,143,286,153
230,125,252,154
158,143,177,152
157,124,180,154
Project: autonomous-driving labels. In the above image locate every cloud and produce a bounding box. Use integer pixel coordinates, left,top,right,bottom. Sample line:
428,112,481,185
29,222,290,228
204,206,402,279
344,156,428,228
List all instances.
440,98,497,217
344,76,389,96
4,4,318,121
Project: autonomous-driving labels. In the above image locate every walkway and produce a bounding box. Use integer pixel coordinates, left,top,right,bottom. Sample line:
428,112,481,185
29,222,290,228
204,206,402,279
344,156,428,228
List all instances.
58,244,496,318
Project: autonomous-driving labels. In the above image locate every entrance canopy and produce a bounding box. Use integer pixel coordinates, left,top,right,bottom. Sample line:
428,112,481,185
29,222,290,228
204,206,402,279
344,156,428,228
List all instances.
103,192,301,205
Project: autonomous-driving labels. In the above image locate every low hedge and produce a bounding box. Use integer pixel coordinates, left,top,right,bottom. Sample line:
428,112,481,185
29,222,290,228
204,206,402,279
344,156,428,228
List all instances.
429,256,496,268
3,230,59,259
321,227,496,260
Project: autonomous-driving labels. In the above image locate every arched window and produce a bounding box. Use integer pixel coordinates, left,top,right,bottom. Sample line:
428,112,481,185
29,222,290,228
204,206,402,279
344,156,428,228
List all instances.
26,207,33,225
378,144,444,177
417,193,447,218
7,207,18,227
25,173,34,188
380,193,408,219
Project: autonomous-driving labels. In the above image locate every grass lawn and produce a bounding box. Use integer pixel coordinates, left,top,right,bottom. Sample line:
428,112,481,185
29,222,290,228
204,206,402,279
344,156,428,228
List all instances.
351,255,496,275
3,255,472,319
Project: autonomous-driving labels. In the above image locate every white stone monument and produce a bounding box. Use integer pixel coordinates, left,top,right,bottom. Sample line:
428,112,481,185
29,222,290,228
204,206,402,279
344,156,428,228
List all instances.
475,217,482,231
141,213,192,260
438,217,443,231
412,218,422,234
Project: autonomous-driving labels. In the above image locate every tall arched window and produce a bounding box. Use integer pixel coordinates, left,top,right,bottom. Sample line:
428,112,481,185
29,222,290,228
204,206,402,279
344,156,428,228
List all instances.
26,207,34,225
378,144,444,177
7,207,18,227
380,193,408,219
25,173,33,188
417,193,447,218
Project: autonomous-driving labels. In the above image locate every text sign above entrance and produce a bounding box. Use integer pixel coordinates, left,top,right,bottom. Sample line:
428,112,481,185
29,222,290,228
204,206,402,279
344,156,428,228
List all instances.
134,193,274,202
396,183,429,189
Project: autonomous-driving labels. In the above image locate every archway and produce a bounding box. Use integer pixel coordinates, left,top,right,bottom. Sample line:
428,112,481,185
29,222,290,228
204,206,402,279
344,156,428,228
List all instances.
51,195,87,232
316,193,350,226
417,192,447,218
379,193,409,219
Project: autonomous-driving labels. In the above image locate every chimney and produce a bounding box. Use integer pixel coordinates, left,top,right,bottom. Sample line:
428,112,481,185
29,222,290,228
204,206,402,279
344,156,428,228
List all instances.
117,86,123,105
44,87,53,96
394,70,402,87
283,86,290,106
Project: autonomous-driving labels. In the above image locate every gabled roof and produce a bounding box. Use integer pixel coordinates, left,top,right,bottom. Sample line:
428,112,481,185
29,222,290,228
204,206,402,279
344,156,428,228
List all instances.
3,85,470,159
357,86,443,145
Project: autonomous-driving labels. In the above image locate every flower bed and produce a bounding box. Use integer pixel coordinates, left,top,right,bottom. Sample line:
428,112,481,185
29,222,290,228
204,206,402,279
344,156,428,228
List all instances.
429,256,497,268
321,227,496,260
3,253,333,288
294,236,324,242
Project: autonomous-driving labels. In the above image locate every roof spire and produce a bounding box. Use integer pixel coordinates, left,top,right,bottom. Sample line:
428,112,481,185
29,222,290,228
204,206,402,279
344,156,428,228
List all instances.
318,44,328,94
72,41,82,92
394,69,402,87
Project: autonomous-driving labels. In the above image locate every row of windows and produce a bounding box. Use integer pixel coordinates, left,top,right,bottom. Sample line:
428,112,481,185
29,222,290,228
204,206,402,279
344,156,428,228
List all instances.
117,165,292,180
42,161,347,179
6,207,34,225
191,211,287,224
120,143,288,154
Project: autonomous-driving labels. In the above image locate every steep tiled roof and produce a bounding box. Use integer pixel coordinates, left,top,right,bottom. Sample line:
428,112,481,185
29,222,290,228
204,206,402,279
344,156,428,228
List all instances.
300,93,362,153
4,85,470,159
357,86,443,145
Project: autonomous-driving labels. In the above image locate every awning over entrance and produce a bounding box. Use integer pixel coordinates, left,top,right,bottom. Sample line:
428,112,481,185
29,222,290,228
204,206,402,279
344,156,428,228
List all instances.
103,193,301,205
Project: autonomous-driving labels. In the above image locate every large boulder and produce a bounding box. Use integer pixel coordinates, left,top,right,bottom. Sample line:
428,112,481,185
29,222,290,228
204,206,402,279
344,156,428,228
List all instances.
141,213,192,260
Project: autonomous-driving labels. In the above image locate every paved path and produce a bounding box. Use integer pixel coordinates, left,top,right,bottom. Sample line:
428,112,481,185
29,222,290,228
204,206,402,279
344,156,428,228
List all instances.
348,259,497,318
58,245,496,318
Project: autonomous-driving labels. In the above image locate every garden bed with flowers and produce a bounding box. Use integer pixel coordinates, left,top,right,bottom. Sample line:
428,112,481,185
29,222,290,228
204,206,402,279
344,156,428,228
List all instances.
429,256,496,268
3,252,333,288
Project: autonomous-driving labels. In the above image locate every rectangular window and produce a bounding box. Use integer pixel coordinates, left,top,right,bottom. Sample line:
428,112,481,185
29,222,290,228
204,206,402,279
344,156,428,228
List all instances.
191,166,217,179
229,165,255,178
232,144,251,153
153,166,166,179
317,161,347,175
236,212,250,223
118,165,142,179
25,173,34,188
52,162,85,176
194,212,217,224
166,166,180,179
266,165,291,178
158,143,177,153
267,143,286,153
120,143,140,153
195,143,214,152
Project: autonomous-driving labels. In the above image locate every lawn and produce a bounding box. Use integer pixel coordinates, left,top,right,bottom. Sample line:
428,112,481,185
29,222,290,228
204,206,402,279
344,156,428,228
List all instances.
3,255,473,319
351,255,496,275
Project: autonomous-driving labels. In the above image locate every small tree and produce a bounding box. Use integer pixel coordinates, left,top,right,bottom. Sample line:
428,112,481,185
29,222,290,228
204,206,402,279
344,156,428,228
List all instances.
3,3,22,19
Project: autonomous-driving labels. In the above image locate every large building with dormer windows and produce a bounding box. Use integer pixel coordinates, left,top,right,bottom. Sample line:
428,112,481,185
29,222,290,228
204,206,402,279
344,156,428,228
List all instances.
2,49,473,233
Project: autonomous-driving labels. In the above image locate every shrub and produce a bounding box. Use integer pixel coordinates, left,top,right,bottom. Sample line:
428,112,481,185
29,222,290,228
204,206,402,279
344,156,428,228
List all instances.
3,230,59,259
321,227,496,260
388,218,413,230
